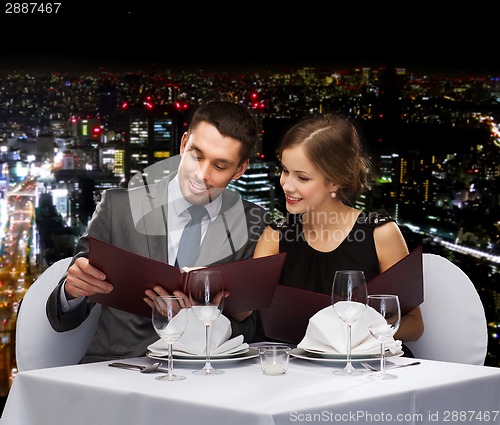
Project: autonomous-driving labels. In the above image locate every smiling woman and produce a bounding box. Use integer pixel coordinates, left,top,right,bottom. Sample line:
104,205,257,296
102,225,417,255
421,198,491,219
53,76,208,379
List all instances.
253,113,424,346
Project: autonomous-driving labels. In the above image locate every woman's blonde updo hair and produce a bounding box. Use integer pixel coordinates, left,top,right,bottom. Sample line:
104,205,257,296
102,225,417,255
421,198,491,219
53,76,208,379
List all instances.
279,113,371,201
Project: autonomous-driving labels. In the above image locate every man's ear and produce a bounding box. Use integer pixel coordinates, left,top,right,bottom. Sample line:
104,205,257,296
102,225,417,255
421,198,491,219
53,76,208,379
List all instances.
179,132,189,154
232,159,249,180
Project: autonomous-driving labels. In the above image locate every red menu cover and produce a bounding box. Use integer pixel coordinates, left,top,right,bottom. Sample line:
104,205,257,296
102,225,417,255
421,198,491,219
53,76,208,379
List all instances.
88,237,286,318
367,245,423,315
259,284,331,345
259,245,424,344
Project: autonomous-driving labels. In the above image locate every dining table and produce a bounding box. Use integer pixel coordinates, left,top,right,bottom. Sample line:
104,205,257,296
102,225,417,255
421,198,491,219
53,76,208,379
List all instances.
2,345,500,425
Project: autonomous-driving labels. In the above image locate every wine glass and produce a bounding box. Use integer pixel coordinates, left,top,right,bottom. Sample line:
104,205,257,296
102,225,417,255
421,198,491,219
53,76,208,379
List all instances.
186,269,225,375
331,270,368,376
151,295,189,381
366,294,401,380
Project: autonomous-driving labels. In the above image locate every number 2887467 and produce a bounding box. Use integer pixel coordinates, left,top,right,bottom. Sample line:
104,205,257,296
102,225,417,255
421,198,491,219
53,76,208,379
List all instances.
5,3,62,13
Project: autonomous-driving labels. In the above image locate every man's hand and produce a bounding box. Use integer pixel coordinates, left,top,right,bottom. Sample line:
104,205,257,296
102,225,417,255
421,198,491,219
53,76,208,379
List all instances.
65,257,112,299
144,286,251,322
144,286,190,309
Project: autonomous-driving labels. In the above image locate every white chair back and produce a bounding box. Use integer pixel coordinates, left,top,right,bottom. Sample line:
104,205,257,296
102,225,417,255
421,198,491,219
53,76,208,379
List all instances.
16,257,101,372
405,253,488,365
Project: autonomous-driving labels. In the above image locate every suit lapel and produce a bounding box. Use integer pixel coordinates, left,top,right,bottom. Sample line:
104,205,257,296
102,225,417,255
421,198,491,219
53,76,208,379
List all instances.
197,189,248,265
135,176,172,263
133,177,249,266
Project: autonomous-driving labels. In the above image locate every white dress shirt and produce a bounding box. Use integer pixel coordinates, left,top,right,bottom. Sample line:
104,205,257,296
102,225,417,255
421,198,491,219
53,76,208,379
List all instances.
166,175,221,266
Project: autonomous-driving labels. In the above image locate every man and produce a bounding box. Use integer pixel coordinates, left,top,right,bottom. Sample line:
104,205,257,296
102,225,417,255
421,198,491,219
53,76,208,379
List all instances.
46,100,269,363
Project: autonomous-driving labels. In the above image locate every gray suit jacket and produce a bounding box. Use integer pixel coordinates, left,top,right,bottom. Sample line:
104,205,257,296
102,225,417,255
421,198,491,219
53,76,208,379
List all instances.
46,174,269,363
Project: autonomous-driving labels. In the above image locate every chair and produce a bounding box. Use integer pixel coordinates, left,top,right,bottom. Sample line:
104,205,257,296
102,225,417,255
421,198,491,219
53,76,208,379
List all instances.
15,257,101,372
405,253,488,365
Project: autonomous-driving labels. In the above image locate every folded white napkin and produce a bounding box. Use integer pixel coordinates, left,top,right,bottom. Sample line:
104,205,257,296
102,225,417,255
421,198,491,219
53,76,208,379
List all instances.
148,309,248,356
297,305,402,355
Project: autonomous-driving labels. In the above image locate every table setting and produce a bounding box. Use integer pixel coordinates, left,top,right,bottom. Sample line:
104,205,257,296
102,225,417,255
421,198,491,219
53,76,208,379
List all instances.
146,269,259,377
3,268,500,425
292,304,403,362
147,311,256,363
286,270,404,380
4,303,500,425
4,350,500,425
144,269,407,379
143,296,408,380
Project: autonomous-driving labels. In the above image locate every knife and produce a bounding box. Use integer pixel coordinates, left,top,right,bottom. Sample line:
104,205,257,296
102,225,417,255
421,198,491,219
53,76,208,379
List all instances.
108,362,169,374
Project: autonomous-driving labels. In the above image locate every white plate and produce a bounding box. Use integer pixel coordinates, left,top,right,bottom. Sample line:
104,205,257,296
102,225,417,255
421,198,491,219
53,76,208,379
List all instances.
291,348,404,363
148,346,249,359
304,348,388,359
147,348,259,363
174,347,249,359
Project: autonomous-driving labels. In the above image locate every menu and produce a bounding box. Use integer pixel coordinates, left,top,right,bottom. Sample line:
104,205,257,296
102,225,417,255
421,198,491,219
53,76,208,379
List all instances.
259,245,424,344
366,245,424,314
88,237,286,317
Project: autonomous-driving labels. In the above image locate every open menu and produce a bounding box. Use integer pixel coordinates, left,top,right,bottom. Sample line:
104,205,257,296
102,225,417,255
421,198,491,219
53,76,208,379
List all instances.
259,245,424,344
88,237,286,318
366,245,423,314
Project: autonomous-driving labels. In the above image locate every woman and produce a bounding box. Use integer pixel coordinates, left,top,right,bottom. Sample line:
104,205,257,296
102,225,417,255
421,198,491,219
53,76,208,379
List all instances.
254,113,424,343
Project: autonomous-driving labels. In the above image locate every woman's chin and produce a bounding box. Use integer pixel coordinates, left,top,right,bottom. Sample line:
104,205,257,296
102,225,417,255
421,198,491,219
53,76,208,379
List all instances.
286,203,303,214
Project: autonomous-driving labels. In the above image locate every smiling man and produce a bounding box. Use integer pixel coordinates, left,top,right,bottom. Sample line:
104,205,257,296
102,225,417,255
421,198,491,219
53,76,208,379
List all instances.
46,100,270,363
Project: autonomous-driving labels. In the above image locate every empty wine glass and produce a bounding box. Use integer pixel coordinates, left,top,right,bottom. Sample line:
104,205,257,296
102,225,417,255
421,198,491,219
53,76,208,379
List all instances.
367,294,401,380
186,269,225,375
151,295,189,381
331,270,368,376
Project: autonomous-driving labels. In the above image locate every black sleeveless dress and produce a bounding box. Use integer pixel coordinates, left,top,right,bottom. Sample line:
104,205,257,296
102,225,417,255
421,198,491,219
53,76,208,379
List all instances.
269,211,415,357
273,211,396,295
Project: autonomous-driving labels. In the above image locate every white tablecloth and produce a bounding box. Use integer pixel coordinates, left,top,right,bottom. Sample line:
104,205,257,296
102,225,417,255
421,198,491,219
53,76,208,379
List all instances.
2,353,500,425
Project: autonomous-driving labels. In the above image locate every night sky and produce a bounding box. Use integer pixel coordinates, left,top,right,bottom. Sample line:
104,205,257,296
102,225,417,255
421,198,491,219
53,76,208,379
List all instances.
1,3,498,76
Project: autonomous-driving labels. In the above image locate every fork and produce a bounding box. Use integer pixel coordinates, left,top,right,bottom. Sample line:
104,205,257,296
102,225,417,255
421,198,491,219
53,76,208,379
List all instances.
361,361,421,371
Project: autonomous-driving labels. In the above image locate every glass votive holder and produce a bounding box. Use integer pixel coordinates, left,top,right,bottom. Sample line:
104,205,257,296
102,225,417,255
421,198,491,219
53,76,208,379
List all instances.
258,345,291,375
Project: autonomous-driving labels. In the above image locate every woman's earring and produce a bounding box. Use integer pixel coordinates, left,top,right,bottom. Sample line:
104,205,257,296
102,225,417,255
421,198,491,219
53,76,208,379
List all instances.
331,191,337,199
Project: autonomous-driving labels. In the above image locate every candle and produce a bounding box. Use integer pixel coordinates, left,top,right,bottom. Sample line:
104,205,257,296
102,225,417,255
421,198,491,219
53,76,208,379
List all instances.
263,363,286,375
